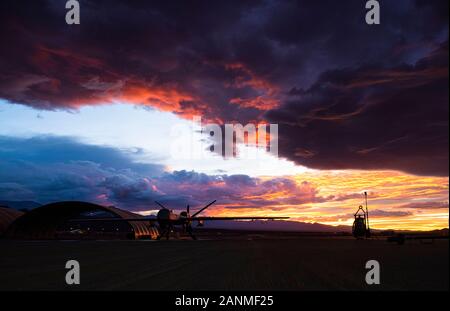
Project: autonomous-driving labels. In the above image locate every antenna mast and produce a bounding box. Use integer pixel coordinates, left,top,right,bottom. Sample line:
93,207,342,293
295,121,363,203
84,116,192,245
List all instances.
365,191,371,237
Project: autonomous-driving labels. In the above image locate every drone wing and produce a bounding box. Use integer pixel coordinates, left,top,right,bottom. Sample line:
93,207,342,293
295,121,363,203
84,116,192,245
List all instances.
69,218,156,222
189,216,289,221
70,216,289,222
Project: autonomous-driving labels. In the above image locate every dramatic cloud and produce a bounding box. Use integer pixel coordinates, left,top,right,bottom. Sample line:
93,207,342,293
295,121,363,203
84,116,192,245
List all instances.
0,136,164,205
0,136,448,229
154,171,325,210
0,0,448,175
0,136,323,211
0,0,449,233
266,42,449,176
397,201,449,210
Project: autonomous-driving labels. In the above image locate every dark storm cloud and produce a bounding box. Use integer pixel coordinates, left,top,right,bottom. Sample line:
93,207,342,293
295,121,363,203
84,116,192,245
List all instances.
0,135,163,174
0,136,164,206
0,0,448,175
0,0,275,120
266,42,449,176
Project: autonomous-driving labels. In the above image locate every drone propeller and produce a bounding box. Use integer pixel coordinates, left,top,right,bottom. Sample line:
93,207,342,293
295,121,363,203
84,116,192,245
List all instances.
191,200,217,217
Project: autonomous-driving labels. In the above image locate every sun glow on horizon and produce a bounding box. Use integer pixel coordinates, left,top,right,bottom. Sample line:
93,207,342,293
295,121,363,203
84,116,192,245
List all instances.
198,170,448,231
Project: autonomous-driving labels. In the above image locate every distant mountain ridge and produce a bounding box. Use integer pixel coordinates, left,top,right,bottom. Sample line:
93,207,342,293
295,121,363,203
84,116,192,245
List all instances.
0,200,42,211
198,219,352,232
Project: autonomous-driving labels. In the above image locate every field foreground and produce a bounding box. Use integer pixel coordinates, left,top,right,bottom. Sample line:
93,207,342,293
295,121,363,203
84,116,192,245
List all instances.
0,237,448,291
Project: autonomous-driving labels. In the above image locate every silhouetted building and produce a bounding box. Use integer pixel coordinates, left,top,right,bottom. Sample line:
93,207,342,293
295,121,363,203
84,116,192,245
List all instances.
0,207,24,237
6,201,158,240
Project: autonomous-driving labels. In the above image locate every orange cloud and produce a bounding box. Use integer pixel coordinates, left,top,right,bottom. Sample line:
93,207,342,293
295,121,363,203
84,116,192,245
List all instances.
230,96,280,110
225,62,281,110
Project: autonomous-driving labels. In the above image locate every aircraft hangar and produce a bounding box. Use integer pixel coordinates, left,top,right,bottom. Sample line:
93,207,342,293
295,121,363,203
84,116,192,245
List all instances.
3,201,159,240
0,207,24,237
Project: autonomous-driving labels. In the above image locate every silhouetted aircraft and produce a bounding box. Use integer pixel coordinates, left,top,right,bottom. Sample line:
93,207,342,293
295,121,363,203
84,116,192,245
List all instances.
73,200,289,240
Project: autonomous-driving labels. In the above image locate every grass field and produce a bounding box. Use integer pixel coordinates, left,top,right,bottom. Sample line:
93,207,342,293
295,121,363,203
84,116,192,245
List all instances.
0,237,448,291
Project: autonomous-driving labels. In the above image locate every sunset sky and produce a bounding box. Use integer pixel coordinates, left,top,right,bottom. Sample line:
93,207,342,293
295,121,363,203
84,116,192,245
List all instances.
0,0,448,230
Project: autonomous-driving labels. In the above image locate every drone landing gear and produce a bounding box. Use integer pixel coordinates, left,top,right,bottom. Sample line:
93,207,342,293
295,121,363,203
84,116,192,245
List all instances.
187,225,197,240
157,225,173,240
157,225,197,240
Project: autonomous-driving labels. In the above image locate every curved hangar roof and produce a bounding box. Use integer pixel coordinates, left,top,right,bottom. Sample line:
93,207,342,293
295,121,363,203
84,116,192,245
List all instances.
0,207,24,236
6,201,158,240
